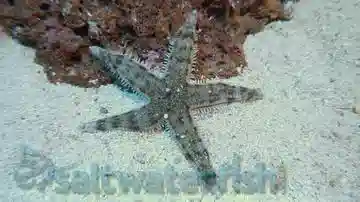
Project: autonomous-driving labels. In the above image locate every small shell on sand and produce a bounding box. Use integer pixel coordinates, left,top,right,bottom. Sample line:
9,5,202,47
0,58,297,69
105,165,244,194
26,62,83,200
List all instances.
352,103,360,114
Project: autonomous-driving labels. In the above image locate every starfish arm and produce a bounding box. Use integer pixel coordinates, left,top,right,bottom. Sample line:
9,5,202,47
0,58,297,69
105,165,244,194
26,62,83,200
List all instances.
79,103,163,133
186,83,263,109
163,10,198,84
89,46,164,96
163,106,217,187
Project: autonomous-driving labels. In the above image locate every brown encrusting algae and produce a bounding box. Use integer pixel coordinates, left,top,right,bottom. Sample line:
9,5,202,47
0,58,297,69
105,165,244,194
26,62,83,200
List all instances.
0,0,296,88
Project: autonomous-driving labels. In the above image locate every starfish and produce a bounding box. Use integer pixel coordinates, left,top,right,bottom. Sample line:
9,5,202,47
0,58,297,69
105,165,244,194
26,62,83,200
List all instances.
79,10,263,190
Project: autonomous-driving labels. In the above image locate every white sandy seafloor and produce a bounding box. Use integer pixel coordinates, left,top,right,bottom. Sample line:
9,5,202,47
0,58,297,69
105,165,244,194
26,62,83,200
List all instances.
1,0,360,201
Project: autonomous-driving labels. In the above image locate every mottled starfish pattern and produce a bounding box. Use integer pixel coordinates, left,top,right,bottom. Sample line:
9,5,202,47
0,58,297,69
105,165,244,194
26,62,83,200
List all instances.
79,10,263,189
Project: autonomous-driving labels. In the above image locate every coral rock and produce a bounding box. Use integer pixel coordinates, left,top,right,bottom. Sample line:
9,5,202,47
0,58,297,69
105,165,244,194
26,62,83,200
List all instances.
0,0,297,88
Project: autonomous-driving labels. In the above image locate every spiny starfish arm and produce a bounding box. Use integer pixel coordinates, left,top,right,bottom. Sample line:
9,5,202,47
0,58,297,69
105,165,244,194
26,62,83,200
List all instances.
89,46,164,96
186,83,264,109
175,9,198,37
164,10,198,84
163,107,217,188
79,104,163,133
